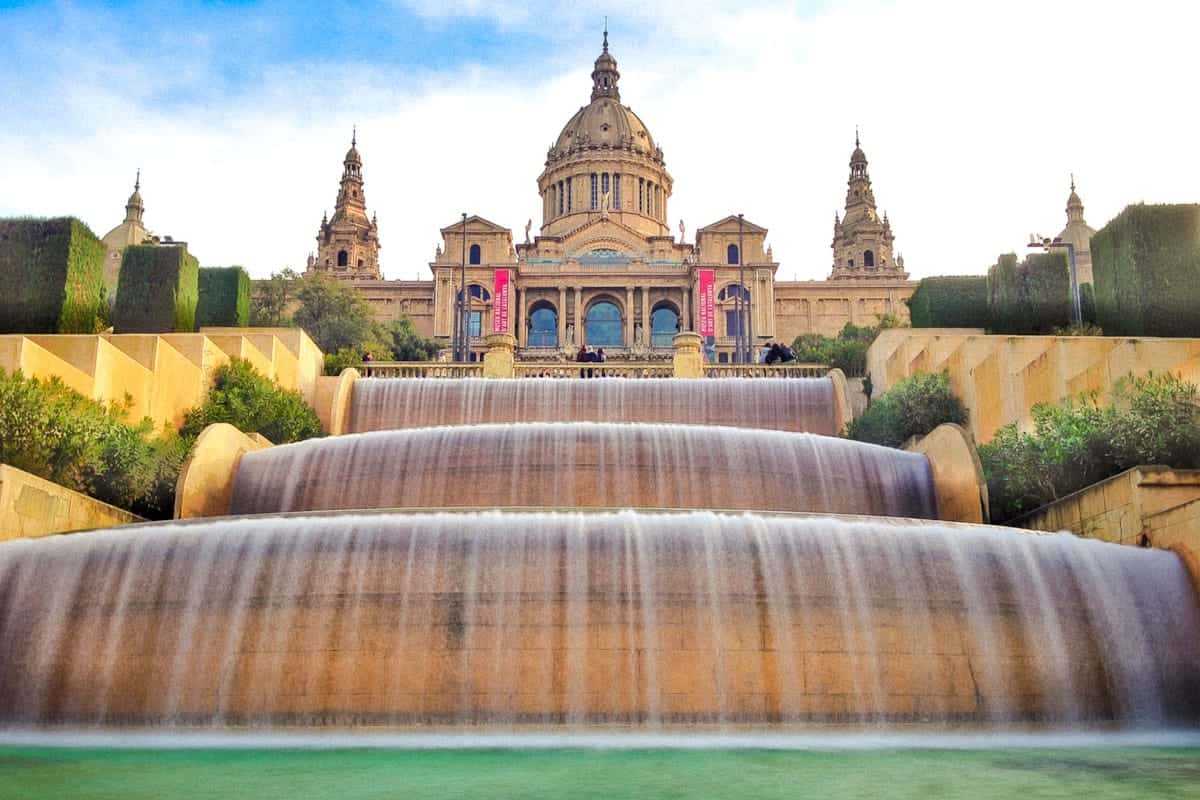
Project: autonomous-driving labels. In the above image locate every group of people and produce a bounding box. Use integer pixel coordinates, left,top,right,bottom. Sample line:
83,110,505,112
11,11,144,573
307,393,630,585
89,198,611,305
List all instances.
761,341,798,364
576,345,607,377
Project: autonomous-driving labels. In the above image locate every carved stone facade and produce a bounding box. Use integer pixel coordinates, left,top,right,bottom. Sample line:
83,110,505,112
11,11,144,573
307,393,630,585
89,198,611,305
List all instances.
304,34,920,357
306,130,381,280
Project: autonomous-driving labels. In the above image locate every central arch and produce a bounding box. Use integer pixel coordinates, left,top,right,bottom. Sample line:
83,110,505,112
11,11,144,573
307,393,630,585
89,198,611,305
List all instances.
585,299,623,347
650,301,680,348
528,301,558,348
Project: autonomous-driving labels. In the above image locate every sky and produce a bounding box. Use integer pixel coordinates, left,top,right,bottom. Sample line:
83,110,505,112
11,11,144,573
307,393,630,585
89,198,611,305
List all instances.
0,0,1196,281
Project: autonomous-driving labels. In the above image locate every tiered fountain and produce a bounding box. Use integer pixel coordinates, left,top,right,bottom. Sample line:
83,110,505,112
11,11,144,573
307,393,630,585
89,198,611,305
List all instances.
1,374,1198,730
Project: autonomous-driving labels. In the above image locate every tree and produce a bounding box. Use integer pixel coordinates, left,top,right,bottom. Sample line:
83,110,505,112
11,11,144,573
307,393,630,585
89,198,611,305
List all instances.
291,272,377,354
250,267,301,327
386,316,442,361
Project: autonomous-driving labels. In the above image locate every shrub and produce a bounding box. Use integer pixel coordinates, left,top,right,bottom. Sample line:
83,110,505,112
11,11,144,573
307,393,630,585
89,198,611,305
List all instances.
197,266,251,328
1090,203,1200,337
986,252,1072,334
0,217,107,334
181,358,324,444
790,317,900,378
113,245,199,333
979,373,1200,522
0,368,185,519
907,276,989,328
387,315,441,362
845,371,968,447
293,272,376,353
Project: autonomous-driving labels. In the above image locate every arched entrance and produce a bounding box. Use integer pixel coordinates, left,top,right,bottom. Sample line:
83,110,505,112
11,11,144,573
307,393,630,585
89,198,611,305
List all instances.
528,302,558,348
586,300,623,347
650,302,680,348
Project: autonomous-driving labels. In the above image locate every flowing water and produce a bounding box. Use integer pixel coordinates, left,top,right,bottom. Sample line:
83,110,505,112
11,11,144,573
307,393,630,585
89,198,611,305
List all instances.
1,510,1196,729
229,424,937,518
348,378,838,435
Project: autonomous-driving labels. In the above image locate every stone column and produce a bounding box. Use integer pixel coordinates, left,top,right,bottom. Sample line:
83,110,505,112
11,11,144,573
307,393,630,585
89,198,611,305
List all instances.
680,284,691,332
641,287,650,336
672,332,704,378
574,287,583,345
515,288,526,348
483,333,516,379
625,286,635,347
558,285,567,345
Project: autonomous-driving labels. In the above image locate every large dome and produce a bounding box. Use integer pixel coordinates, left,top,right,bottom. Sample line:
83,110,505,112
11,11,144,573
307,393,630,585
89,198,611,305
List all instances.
551,98,656,160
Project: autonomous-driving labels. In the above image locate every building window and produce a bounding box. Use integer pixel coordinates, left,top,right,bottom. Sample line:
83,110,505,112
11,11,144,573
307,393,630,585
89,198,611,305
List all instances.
591,174,598,210
613,173,621,209
586,301,623,347
357,259,364,269
567,177,573,211
558,181,564,215
458,285,491,302
529,304,558,348
718,284,750,302
849,258,855,268
725,309,746,338
650,303,680,349
718,351,729,364
469,244,481,265
601,173,609,200
864,250,875,268
469,311,482,339
647,183,654,217
337,250,348,267
727,244,739,265
639,178,645,212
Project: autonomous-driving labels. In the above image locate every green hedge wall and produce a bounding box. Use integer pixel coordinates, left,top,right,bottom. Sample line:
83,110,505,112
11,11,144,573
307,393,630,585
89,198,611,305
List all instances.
113,245,199,333
907,276,989,328
1091,204,1200,337
986,252,1071,334
197,267,251,328
0,217,107,334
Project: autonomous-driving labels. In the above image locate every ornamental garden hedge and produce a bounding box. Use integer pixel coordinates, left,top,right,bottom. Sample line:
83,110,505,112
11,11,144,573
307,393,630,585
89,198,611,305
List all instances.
907,276,989,328
113,244,199,333
0,217,107,334
986,251,1072,334
197,266,251,328
1091,203,1200,337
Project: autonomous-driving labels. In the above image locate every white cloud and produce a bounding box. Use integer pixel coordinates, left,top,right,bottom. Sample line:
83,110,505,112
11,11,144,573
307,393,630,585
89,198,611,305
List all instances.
1,0,1197,282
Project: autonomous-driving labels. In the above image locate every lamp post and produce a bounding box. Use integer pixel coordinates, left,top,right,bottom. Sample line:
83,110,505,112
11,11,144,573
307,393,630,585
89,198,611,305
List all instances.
459,212,469,361
737,213,746,363
1029,234,1081,325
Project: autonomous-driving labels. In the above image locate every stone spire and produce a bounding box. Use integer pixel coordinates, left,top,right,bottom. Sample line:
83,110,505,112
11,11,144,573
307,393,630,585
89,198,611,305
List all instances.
591,25,620,102
829,132,904,280
124,170,144,225
333,129,368,226
1066,173,1085,224
310,131,381,279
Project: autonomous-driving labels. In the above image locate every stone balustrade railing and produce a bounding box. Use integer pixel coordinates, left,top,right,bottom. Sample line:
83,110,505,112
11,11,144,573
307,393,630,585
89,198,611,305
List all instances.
703,363,830,379
514,362,675,379
358,362,485,379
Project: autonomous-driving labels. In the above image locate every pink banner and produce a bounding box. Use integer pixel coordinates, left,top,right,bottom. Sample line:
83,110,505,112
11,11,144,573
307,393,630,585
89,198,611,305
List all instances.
698,269,715,337
493,269,511,334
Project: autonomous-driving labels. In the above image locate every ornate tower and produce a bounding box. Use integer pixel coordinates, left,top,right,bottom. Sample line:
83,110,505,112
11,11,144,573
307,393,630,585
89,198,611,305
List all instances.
1056,175,1097,285
829,133,906,280
124,170,145,226
307,129,382,280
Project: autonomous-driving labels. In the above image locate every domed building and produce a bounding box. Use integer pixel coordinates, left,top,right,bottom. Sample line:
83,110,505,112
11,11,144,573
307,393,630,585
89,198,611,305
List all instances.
308,32,919,359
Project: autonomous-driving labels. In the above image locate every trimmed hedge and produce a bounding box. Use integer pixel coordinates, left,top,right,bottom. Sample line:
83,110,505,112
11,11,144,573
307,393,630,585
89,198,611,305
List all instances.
907,276,989,328
1091,203,1200,337
0,217,107,334
113,245,199,333
197,266,251,328
986,251,1071,334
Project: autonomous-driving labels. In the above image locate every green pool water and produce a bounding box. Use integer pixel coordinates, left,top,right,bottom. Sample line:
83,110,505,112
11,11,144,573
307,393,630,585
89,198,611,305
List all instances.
2,745,1199,800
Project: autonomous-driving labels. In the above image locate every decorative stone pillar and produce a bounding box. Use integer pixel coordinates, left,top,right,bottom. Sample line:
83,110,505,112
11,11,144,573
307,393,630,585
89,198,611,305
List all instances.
483,333,516,379
672,332,704,378
680,285,691,332
904,423,989,524
641,287,650,335
574,287,583,345
625,286,635,347
515,288,526,348
557,286,567,345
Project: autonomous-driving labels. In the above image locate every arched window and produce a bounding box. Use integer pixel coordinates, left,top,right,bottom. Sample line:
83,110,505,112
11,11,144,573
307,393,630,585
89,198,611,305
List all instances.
864,250,875,268
638,178,645,212
727,244,740,265
529,303,558,348
849,258,855,268
586,301,623,347
566,177,573,211
591,174,598,210
602,173,610,198
337,250,348,267
717,284,749,302
613,173,621,209
650,303,680,348
558,181,564,215
457,285,491,302
469,244,481,265
357,259,363,269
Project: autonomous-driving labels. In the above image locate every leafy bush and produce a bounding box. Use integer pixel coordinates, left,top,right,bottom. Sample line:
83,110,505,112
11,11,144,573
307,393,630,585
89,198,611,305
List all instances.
0,217,107,334
113,245,199,333
790,316,903,377
197,266,251,327
387,315,441,361
0,369,183,518
293,272,376,353
986,252,1072,334
979,373,1200,522
907,276,989,328
181,358,324,444
845,371,968,447
1090,203,1200,337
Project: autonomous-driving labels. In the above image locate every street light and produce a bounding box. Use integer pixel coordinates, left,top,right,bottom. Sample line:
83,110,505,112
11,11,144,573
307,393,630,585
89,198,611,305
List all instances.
459,212,469,362
1028,233,1082,325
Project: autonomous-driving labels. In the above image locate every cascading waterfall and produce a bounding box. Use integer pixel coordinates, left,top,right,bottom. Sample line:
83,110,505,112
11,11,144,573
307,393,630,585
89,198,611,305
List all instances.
348,378,838,435
0,511,1197,728
228,424,937,518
